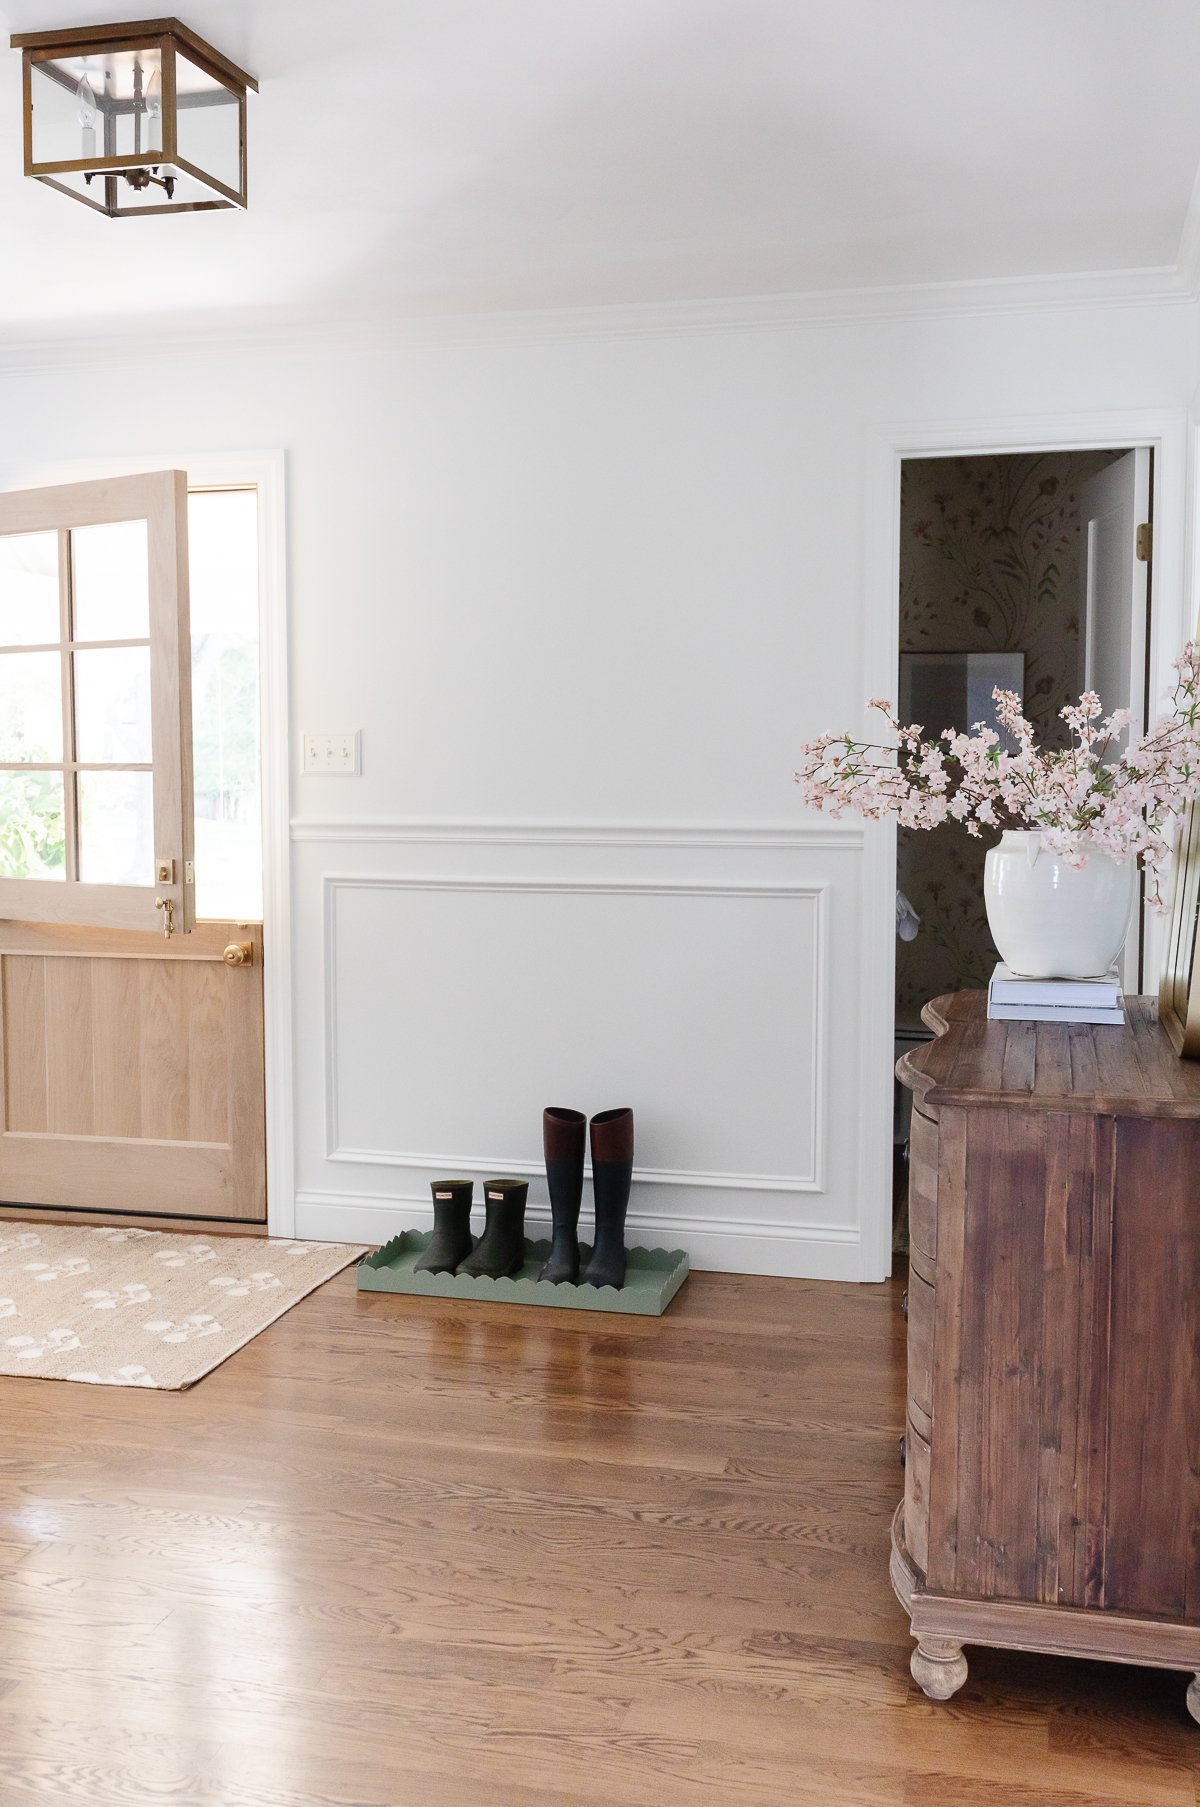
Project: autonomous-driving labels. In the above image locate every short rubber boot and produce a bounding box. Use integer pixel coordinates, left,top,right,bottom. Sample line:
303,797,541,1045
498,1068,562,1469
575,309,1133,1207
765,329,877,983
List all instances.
538,1107,586,1283
456,1178,529,1279
581,1108,633,1290
414,1179,474,1274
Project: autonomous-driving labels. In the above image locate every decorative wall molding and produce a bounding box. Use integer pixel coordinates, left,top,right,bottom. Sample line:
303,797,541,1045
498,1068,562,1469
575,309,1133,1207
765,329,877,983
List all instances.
293,817,863,850
297,1187,858,1243
0,264,1194,378
327,1147,825,1192
323,872,829,1194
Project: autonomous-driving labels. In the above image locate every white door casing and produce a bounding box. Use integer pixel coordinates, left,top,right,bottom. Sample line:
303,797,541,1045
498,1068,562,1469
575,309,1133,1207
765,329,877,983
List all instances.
1080,447,1153,992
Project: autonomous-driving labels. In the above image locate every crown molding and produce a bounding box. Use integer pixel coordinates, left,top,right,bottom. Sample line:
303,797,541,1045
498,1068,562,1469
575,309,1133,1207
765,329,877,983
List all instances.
0,262,1194,377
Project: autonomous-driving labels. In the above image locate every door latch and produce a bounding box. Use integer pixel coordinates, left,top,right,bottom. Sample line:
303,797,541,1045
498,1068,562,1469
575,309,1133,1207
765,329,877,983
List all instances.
155,896,175,939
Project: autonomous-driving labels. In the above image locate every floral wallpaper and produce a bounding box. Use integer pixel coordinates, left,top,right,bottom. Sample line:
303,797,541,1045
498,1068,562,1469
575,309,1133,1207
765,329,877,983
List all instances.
896,451,1121,1025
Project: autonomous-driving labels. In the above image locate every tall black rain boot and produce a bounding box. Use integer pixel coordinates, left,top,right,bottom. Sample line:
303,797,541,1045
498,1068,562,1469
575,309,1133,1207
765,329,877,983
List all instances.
581,1108,633,1290
538,1107,586,1283
414,1179,474,1274
456,1179,529,1279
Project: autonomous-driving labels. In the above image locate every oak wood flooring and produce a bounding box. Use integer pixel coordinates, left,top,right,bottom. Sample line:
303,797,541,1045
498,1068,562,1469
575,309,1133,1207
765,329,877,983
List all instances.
0,1267,1197,1805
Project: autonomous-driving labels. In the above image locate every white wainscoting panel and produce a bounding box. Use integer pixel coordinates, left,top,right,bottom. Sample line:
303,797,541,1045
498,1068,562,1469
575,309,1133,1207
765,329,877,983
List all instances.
311,868,856,1274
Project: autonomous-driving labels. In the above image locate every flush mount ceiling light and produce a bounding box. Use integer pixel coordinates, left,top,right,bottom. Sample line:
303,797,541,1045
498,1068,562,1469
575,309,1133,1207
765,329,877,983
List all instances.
9,16,257,216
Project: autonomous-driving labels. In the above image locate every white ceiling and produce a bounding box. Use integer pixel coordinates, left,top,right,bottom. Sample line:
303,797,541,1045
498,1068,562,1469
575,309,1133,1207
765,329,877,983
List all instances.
1,0,1199,341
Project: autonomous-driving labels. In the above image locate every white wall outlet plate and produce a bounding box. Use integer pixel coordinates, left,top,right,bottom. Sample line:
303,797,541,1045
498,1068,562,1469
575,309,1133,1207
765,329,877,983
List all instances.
302,731,361,774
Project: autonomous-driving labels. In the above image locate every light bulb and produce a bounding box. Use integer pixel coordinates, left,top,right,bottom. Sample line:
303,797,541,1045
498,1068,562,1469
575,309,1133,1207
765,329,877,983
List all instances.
145,68,162,152
76,72,98,161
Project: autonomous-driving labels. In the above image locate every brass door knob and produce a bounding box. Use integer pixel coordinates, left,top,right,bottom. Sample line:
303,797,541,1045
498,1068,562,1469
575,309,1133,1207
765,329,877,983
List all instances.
223,941,253,967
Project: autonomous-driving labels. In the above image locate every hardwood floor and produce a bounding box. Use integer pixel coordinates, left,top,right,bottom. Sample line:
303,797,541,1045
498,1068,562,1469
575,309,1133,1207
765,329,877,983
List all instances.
0,1266,1196,1805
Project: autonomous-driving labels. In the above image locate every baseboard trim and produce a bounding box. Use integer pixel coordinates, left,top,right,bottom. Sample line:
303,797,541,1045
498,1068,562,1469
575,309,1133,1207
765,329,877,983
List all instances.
294,1188,864,1280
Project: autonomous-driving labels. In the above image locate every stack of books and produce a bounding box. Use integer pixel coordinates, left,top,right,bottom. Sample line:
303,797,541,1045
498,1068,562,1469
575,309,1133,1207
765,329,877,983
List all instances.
987,963,1125,1025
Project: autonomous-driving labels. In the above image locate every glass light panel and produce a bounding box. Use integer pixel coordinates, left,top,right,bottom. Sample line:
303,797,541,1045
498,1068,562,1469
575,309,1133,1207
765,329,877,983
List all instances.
29,58,90,166
30,49,164,166
0,651,63,761
72,519,149,640
111,49,164,160
78,769,153,885
0,532,59,646
188,489,262,919
0,770,66,880
174,50,241,195
74,646,152,763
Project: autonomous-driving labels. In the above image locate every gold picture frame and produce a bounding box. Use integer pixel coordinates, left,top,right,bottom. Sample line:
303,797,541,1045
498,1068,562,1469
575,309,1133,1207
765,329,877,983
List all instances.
1159,797,1200,1055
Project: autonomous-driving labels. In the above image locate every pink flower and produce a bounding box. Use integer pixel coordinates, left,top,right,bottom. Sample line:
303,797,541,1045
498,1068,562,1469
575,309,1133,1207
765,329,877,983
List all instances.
794,644,1200,908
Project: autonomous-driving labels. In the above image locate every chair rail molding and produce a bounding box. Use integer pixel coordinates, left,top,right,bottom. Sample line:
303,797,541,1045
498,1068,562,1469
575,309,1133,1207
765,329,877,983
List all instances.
321,869,833,1210
292,817,863,850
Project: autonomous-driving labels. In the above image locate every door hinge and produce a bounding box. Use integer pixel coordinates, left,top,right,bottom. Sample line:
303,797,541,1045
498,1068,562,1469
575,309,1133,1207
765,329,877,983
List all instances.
1136,521,1152,563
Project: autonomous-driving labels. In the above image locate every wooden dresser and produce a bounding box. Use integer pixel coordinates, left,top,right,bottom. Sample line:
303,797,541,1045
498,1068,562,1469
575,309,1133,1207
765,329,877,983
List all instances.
893,990,1200,1719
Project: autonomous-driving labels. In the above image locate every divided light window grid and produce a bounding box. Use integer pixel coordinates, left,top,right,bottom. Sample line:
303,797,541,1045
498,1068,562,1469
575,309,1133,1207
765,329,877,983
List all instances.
0,519,153,888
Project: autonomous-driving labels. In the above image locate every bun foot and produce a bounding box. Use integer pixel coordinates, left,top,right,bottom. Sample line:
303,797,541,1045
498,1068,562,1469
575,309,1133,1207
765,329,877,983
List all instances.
911,1639,968,1701
1187,1674,1200,1726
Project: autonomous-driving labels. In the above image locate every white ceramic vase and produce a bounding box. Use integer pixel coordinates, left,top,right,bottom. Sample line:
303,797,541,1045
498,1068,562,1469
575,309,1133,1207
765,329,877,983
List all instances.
983,829,1136,980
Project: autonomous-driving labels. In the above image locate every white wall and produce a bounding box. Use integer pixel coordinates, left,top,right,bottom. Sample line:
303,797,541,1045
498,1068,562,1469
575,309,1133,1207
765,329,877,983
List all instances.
0,291,1195,1277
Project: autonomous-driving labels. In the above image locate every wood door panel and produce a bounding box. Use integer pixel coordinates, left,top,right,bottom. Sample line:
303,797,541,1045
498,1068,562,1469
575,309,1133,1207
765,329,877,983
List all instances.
0,920,264,1222
90,957,143,1137
4,955,234,1141
43,958,95,1134
3,956,47,1132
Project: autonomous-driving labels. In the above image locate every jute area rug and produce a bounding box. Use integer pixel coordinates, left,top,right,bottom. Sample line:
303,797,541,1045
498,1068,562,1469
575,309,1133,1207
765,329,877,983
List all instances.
0,1223,364,1389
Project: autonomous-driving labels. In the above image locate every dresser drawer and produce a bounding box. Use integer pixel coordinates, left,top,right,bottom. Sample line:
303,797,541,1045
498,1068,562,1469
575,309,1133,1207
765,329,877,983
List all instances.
908,1107,938,1263
903,1414,931,1578
906,1266,934,1430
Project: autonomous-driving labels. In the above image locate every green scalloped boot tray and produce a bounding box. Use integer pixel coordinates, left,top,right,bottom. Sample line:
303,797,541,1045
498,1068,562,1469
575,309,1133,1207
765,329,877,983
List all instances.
358,1232,689,1316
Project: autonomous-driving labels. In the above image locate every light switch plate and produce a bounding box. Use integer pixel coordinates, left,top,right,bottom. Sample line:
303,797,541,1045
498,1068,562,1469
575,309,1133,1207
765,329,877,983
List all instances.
303,731,361,774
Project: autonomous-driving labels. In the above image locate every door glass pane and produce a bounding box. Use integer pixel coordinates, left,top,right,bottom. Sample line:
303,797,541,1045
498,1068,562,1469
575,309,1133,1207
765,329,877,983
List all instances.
0,533,59,646
74,646,152,763
189,489,261,919
72,520,150,641
78,769,153,885
0,651,63,761
0,771,65,880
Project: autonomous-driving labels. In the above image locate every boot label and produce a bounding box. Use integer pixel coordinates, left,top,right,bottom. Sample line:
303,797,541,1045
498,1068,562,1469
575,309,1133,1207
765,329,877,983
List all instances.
488,1191,503,1201
434,1191,453,1200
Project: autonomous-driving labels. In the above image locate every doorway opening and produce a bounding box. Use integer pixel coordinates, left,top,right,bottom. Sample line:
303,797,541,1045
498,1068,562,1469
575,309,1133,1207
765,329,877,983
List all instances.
891,447,1153,1246
188,486,262,923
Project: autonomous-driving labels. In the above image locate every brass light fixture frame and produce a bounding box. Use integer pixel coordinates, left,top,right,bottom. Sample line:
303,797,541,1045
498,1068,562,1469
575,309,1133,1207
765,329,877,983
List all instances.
10,16,258,216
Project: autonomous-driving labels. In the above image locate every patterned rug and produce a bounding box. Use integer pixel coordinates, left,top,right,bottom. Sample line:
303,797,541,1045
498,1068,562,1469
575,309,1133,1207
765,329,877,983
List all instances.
0,1224,364,1389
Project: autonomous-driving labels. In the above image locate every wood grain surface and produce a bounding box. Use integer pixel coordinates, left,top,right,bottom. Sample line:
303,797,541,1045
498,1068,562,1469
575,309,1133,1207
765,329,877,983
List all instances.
899,990,1200,1120
0,920,265,1221
0,1268,1197,1803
